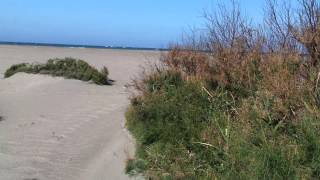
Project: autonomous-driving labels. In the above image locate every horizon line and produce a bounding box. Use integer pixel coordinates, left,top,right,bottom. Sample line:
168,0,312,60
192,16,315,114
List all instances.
0,41,170,51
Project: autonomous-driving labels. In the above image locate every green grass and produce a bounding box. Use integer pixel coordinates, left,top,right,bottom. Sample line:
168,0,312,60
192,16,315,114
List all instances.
4,58,111,85
126,69,320,179
125,0,320,178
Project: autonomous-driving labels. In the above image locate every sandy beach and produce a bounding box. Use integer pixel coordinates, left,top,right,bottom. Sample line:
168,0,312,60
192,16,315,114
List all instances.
0,45,160,180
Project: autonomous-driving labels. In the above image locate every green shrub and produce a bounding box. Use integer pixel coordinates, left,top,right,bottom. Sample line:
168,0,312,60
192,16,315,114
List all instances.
4,63,29,78
126,159,147,176
4,58,111,85
125,0,320,178
126,67,320,179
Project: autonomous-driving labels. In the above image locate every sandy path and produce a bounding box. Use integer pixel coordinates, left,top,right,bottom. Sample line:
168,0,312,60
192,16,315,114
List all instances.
0,45,160,180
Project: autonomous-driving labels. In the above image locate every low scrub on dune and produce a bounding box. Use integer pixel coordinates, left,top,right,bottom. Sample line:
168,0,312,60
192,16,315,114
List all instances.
4,58,111,85
126,0,320,179
126,59,320,179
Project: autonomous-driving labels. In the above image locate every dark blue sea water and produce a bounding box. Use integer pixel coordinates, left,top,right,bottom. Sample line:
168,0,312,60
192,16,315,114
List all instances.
0,41,168,51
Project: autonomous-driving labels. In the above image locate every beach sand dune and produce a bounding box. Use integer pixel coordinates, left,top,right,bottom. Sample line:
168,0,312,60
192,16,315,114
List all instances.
0,45,160,180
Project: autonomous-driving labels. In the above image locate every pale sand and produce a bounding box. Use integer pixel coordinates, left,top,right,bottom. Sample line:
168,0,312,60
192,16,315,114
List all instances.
0,45,160,180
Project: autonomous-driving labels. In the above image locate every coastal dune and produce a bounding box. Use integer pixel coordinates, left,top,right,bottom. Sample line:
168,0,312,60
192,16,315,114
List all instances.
0,45,160,180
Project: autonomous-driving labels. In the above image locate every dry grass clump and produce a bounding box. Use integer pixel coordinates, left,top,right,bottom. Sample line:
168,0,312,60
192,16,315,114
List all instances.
162,47,211,79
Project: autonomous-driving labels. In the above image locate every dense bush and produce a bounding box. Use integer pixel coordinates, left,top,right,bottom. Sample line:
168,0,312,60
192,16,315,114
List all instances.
126,63,320,179
4,58,111,85
126,0,320,179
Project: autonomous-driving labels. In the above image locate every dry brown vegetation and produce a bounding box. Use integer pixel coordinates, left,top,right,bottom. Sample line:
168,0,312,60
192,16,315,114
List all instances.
126,0,320,179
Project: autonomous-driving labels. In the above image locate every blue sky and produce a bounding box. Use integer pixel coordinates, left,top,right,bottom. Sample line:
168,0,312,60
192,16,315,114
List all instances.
0,0,265,48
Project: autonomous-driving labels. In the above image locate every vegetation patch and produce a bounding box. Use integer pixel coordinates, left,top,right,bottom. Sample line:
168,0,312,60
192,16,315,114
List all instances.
126,0,320,179
4,58,111,85
126,64,320,179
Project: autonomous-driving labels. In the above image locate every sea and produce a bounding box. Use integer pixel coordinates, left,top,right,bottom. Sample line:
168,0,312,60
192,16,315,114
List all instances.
0,41,168,51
